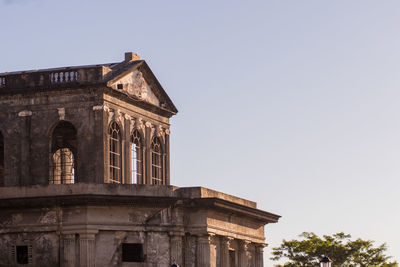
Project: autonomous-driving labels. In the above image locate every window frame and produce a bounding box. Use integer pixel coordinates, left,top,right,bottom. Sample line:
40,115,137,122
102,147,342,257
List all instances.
151,137,163,185
50,147,75,184
130,129,143,184
109,122,122,183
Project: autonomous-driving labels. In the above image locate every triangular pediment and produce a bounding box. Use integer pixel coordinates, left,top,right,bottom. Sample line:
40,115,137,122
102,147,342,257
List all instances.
110,70,160,106
105,61,178,114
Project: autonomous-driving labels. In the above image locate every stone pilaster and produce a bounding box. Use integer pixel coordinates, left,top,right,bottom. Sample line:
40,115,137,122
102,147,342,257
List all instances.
184,235,196,267
239,240,251,267
255,244,265,267
220,237,233,267
62,234,75,267
170,234,183,266
79,233,96,267
197,235,216,267
210,235,218,267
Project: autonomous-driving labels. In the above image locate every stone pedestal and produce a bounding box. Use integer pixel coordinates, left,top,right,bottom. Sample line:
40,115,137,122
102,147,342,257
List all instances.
79,233,96,267
62,234,75,267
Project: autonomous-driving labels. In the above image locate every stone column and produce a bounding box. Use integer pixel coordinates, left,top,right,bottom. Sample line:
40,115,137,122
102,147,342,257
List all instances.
165,129,170,185
62,234,75,267
124,114,131,184
170,234,183,266
18,110,32,186
79,233,96,267
197,235,217,267
144,121,151,184
255,244,265,267
220,237,233,267
239,240,251,267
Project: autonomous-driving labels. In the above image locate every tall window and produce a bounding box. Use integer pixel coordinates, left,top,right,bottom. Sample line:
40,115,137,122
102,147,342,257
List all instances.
0,132,3,186
151,137,163,185
109,122,121,183
131,130,142,184
50,121,77,184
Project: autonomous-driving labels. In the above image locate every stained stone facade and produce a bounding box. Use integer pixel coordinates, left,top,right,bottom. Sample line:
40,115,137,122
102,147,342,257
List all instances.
0,53,280,267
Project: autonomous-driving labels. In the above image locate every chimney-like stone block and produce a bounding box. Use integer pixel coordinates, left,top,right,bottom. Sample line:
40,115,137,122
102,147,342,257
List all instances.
125,52,140,61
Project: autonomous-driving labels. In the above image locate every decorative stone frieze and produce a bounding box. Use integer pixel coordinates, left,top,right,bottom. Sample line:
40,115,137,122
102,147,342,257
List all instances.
17,110,32,117
124,113,131,120
57,108,65,120
116,109,124,122
137,118,145,132
92,105,109,111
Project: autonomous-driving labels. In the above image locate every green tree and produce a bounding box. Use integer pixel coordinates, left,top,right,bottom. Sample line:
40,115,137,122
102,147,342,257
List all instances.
271,232,398,267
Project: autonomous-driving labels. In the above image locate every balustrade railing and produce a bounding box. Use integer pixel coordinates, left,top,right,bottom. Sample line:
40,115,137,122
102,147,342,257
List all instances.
0,66,104,90
50,71,79,84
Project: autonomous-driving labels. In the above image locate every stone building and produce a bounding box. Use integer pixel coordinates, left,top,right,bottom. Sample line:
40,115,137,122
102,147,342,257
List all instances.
0,53,280,267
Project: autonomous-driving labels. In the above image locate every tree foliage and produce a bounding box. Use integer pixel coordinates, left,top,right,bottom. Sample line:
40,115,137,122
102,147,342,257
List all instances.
271,232,398,267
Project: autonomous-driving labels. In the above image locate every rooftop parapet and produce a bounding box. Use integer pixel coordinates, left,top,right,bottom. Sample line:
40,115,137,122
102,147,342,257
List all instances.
0,64,114,90
0,52,178,115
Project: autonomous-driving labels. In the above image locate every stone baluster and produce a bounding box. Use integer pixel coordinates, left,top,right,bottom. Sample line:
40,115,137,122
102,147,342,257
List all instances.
170,234,183,266
79,233,96,267
239,240,251,267
62,234,75,267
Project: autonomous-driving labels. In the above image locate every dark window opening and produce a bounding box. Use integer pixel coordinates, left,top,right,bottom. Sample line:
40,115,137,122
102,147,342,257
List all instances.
117,84,124,90
16,245,28,264
0,132,3,186
122,243,144,262
50,121,77,184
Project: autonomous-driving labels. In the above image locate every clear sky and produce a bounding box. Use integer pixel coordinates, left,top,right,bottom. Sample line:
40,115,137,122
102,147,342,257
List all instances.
1,0,400,265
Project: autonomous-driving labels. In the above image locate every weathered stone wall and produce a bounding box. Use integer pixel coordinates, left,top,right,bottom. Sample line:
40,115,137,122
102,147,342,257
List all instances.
0,88,172,187
0,88,104,186
0,184,274,267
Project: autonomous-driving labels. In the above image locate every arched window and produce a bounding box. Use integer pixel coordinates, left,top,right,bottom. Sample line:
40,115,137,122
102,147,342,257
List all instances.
50,121,77,184
151,137,163,185
131,130,142,184
109,122,121,183
0,132,4,186
51,148,75,184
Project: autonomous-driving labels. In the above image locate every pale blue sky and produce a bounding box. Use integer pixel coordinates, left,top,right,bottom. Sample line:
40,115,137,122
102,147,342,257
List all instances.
1,0,400,265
